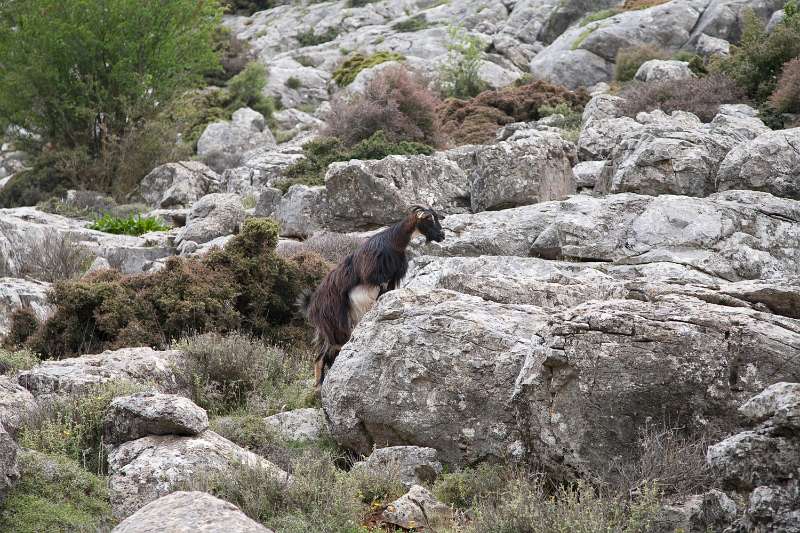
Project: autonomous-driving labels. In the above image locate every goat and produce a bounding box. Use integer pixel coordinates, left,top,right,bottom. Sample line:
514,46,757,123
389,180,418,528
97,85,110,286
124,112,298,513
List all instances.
299,205,445,389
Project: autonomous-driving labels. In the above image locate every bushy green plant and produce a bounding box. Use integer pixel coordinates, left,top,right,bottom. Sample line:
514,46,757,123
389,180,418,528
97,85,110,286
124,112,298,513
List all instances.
295,27,339,47
278,131,435,191
0,347,39,375
223,0,281,16
392,14,430,32
580,9,620,26
614,44,670,82
433,464,508,509
88,213,169,236
0,0,221,148
0,450,113,533
5,309,40,350
19,380,150,474
286,77,302,90
712,4,800,103
673,51,708,76
227,62,275,119
438,26,488,99
332,51,406,86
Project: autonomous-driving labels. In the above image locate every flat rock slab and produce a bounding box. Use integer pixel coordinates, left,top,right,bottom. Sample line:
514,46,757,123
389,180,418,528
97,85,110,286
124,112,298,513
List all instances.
262,408,327,443
0,376,37,436
103,392,209,446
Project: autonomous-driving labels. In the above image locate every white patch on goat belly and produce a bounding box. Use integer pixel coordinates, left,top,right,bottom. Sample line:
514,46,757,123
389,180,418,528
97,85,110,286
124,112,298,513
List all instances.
349,284,380,325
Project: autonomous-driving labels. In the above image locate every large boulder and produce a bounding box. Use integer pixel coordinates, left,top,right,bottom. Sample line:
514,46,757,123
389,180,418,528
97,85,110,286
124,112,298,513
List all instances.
0,376,37,437
111,491,273,533
103,392,209,446
716,128,800,200
0,422,19,503
323,288,800,479
17,347,186,398
634,59,695,82
108,430,290,519
426,191,800,282
0,277,50,337
382,485,452,531
271,185,327,238
197,107,276,160
176,193,246,246
354,446,443,488
138,161,222,208
262,408,327,443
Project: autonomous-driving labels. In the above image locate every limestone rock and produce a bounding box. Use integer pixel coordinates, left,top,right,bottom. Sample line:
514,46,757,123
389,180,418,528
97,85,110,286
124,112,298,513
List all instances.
111,491,273,533
0,277,51,337
176,193,246,246
272,185,327,238
108,430,290,519
572,160,604,190
0,422,19,503
717,128,800,200
18,347,186,398
0,376,37,437
660,490,738,533
197,107,276,160
139,162,222,208
382,485,452,531
738,382,800,430
103,392,209,446
262,408,327,443
354,446,442,488
634,60,695,82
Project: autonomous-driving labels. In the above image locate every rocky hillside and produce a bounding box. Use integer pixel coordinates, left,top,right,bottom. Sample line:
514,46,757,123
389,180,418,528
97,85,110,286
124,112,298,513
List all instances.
1,0,800,531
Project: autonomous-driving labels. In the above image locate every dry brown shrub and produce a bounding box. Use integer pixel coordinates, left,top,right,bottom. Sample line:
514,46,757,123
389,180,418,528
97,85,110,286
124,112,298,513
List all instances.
437,80,590,146
11,232,94,283
614,44,670,82
620,73,746,122
324,66,443,148
770,57,800,113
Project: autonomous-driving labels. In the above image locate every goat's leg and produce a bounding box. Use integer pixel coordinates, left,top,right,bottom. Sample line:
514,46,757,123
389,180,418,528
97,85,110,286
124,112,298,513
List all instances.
313,347,327,391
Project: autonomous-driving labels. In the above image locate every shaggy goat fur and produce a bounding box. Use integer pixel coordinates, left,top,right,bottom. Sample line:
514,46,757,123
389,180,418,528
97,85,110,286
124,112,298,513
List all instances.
300,205,445,388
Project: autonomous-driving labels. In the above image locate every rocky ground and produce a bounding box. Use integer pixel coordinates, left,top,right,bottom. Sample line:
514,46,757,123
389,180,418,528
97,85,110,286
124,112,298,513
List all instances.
1,0,800,532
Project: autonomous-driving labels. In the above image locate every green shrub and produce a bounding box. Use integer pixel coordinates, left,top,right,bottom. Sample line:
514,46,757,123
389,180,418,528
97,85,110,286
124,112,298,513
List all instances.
0,347,39,375
614,44,670,82
673,51,708,76
278,131,435,191
207,26,253,84
0,450,113,533
19,380,150,474
26,219,328,358
580,9,620,26
438,26,488,99
347,0,378,7
223,0,282,16
433,464,508,509
5,309,41,351
0,0,221,148
286,77,302,90
295,27,339,47
88,213,169,236
712,4,800,103
392,14,430,33
227,62,275,119
332,51,406,87
0,155,72,208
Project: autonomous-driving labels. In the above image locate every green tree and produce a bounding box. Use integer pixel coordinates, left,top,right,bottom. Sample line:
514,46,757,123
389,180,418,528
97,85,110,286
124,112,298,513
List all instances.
0,0,222,147
438,26,488,99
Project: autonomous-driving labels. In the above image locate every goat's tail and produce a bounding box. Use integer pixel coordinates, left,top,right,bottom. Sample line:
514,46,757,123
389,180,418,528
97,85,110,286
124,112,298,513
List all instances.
296,289,314,320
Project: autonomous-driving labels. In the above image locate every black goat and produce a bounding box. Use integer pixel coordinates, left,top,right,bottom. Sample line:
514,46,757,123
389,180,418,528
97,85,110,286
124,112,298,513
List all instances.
300,205,445,389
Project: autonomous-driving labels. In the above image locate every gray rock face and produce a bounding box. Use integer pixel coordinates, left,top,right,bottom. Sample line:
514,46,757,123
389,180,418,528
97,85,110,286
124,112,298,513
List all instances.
572,160,604,190
707,382,800,532
0,376,37,437
0,208,174,274
689,0,786,45
382,485,452,531
17,347,186,398
111,491,273,533
323,288,800,479
176,193,246,246
262,408,328,443
0,277,51,337
323,155,470,231
197,107,276,160
108,430,290,519
660,490,738,533
103,392,209,446
139,161,222,208
463,132,577,212
0,422,19,504
717,128,800,200
272,185,327,238
695,33,731,56
634,59,695,82
354,446,443,488
428,191,800,282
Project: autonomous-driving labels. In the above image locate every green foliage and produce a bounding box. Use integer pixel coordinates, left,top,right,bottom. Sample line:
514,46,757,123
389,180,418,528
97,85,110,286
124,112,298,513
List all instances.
223,0,281,16
278,131,435,191
614,45,670,82
580,9,619,26
295,27,339,47
26,219,328,358
438,26,488,99
538,102,583,142
227,62,275,119
0,0,222,148
673,51,708,75
392,14,431,32
286,77,302,90
433,464,508,509
0,347,39,375
347,0,378,6
0,155,72,208
5,309,41,351
571,27,596,50
332,51,406,86
88,213,169,236
19,380,150,474
712,5,800,103
0,450,113,533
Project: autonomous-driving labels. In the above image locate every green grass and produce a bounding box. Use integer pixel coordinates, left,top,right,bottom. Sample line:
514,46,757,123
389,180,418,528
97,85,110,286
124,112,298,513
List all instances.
0,450,113,533
571,26,596,50
285,76,302,90
88,213,169,236
295,27,338,47
580,9,619,26
0,348,40,375
391,14,430,33
332,51,405,86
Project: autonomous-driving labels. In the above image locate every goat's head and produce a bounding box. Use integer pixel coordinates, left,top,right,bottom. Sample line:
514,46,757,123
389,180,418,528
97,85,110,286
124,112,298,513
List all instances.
411,205,445,243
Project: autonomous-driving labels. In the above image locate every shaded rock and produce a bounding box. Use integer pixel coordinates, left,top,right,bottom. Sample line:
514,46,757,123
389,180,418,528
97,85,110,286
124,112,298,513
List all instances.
355,446,442,488
577,116,641,161
111,491,273,533
689,0,786,44
634,59,694,82
738,382,800,428
382,485,452,531
139,162,222,208
572,160,604,190
660,490,738,533
18,347,186,398
0,376,37,437
581,93,627,125
717,128,800,200
272,185,327,238
695,33,731,56
197,107,276,160
0,422,19,503
254,187,283,218
0,277,51,337
262,408,327,443
103,392,209,446
108,430,290,519
176,193,246,246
